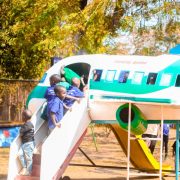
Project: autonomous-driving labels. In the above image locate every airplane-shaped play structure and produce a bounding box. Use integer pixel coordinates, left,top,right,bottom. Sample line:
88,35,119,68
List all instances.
8,51,180,180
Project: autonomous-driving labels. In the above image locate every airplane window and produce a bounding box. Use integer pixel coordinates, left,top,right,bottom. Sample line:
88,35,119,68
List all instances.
118,70,129,83
132,72,144,84
92,69,103,81
160,74,172,86
105,70,116,82
146,73,157,85
175,74,180,87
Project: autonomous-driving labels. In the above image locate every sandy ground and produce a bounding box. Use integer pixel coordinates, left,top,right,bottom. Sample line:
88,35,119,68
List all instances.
0,126,178,180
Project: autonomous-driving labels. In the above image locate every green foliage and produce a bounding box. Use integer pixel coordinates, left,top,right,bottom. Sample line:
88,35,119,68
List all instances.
131,0,180,55
0,0,80,79
0,0,179,79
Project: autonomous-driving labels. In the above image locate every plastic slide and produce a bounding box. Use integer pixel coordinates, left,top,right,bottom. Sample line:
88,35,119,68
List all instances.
8,98,91,180
40,98,91,180
110,124,171,172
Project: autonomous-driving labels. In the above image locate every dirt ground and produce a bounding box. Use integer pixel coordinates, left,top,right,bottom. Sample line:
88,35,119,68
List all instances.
0,126,178,180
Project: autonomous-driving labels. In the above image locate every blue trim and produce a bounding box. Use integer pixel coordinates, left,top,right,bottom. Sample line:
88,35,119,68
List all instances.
39,73,47,83
169,44,180,55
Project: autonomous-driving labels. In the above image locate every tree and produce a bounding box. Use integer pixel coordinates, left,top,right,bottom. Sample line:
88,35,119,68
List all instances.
0,0,179,79
127,0,180,55
0,0,81,79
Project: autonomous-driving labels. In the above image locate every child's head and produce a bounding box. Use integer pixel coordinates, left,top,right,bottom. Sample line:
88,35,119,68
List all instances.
22,109,32,122
54,85,66,100
50,74,61,86
71,77,80,88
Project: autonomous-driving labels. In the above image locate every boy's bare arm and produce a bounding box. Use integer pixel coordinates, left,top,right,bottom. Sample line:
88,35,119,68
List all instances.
50,112,61,128
66,95,81,103
63,103,72,111
83,85,88,93
80,75,86,86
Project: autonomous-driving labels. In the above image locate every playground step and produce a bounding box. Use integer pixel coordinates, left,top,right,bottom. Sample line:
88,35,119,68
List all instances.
31,164,40,177
31,153,41,177
15,175,39,180
33,153,41,165
15,153,41,179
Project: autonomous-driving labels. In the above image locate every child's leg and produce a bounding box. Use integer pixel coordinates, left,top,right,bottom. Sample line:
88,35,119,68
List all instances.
48,128,54,135
18,145,27,169
172,141,176,156
165,135,169,157
23,141,35,173
149,135,157,154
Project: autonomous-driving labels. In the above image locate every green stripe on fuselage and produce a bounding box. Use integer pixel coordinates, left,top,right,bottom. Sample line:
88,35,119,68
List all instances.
26,86,47,107
100,95,171,103
90,80,167,94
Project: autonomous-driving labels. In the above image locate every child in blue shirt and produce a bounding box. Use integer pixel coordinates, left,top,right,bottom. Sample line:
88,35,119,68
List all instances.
44,74,80,117
44,74,61,102
63,77,85,110
47,85,66,134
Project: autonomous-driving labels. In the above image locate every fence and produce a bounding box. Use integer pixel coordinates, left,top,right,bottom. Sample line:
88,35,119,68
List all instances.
0,79,38,123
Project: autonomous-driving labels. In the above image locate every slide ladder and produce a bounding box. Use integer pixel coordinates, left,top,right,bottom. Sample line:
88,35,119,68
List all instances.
110,123,171,178
110,103,172,179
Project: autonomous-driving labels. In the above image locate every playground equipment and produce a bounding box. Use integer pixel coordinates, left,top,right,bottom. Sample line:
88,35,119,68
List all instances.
8,54,180,179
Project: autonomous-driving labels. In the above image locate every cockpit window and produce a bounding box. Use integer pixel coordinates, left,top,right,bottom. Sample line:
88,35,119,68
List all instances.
147,73,157,85
175,74,180,87
118,70,129,83
92,69,103,81
105,70,116,82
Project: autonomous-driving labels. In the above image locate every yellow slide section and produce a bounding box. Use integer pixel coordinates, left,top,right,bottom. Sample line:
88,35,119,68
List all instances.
110,124,171,172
